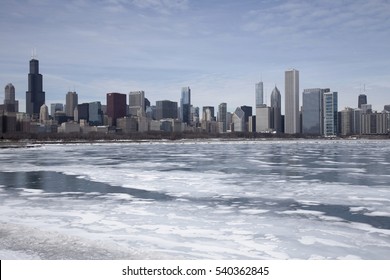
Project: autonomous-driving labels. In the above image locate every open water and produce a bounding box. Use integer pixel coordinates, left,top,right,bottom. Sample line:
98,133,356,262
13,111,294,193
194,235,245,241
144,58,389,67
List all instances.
0,139,389,259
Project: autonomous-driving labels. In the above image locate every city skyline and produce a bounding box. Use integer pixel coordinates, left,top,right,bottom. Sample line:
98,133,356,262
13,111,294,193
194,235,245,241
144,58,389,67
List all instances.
0,0,389,112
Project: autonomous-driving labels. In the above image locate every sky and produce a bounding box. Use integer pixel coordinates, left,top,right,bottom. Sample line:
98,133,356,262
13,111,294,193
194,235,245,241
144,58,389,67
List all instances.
0,0,389,113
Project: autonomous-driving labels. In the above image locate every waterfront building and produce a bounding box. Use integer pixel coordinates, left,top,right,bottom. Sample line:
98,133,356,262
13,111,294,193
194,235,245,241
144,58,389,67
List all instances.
256,106,271,132
117,117,137,133
217,103,227,133
340,107,354,136
361,112,390,135
66,91,78,118
255,81,264,108
39,104,49,123
361,104,372,114
358,94,367,109
240,105,252,123
302,88,329,135
323,91,338,136
26,58,45,118
107,92,127,126
180,87,191,125
270,86,282,133
50,103,63,117
58,121,80,133
191,106,200,125
248,116,256,132
4,83,19,112
129,91,145,116
285,69,300,134
156,100,178,120
352,108,362,135
74,103,89,123
232,107,245,132
89,101,103,126
202,106,215,121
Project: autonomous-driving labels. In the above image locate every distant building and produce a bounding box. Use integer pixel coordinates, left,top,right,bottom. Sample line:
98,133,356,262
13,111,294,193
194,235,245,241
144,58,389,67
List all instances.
117,117,137,133
74,103,89,123
156,100,178,120
232,107,245,132
270,86,282,133
217,103,227,132
107,92,127,126
340,107,354,136
180,87,191,125
358,94,367,109
361,112,390,135
89,101,103,126
202,106,215,121
323,91,338,136
39,104,49,123
255,81,264,108
66,91,78,118
128,91,145,116
285,69,300,134
50,103,63,117
26,58,45,118
58,121,80,133
4,83,19,112
248,116,256,132
302,88,329,135
361,104,372,114
256,106,271,132
240,105,252,124
384,105,390,112
352,108,362,135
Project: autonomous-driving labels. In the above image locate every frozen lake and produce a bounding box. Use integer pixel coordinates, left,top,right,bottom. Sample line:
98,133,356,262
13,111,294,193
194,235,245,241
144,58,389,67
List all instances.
0,139,390,259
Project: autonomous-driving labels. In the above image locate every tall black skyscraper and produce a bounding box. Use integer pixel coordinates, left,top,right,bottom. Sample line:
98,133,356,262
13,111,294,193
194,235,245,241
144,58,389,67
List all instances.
26,58,45,117
358,94,367,109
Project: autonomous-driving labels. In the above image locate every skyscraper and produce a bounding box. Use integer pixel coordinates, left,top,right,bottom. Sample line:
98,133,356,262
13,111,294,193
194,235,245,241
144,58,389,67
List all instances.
156,100,178,120
129,91,145,116
39,104,49,123
107,92,127,126
270,86,281,133
285,69,300,134
89,101,103,126
255,81,264,107
323,91,338,136
218,103,227,132
180,87,191,125
26,58,45,117
50,103,64,117
302,88,326,135
66,91,78,118
232,107,245,132
358,94,367,109
4,83,18,112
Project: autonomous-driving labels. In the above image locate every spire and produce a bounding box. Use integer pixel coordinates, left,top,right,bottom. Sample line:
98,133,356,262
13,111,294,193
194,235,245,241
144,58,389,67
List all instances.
31,48,37,59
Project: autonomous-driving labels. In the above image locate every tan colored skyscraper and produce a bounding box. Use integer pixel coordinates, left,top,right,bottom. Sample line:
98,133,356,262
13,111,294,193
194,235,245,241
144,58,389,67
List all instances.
66,91,78,118
285,69,300,134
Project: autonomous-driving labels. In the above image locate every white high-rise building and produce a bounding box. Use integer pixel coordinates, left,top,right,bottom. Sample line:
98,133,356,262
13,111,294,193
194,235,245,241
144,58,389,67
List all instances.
39,104,49,123
323,91,338,136
285,69,300,134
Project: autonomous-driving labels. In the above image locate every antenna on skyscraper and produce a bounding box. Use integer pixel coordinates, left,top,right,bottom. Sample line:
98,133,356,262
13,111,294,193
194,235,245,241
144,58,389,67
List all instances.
31,48,37,59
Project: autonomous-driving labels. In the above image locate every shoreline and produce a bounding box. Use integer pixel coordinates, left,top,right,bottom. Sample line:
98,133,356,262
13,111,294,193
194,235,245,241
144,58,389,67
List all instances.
1,134,390,148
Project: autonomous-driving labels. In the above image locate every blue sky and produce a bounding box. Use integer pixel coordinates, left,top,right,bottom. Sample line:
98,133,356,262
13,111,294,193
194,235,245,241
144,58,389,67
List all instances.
1,0,389,113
